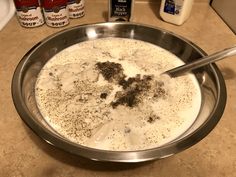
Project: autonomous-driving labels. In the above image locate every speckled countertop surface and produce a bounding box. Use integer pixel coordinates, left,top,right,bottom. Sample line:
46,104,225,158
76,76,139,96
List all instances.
0,0,236,177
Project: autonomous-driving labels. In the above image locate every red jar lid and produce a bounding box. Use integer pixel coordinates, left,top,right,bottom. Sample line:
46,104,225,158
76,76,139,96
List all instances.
41,0,67,9
14,0,39,8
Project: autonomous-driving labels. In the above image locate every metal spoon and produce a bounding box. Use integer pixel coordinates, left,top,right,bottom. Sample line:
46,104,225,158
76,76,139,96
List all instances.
164,46,236,77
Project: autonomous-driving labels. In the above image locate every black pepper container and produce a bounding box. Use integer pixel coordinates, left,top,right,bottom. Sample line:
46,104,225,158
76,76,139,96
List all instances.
108,0,134,21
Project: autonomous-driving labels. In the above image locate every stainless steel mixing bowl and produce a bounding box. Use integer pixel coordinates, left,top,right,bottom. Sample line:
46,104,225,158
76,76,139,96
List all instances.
12,22,226,162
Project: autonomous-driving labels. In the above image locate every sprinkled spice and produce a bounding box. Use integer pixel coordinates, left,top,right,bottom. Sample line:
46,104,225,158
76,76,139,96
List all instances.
124,126,131,133
96,61,125,82
154,87,166,98
100,92,108,99
147,115,160,123
111,74,153,108
153,80,167,99
96,61,154,108
111,89,138,108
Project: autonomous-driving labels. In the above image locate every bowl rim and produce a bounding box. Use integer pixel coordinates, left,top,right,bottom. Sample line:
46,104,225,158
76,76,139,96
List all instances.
11,22,227,162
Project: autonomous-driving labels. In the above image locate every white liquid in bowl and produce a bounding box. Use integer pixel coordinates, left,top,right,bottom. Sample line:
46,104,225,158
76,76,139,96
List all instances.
35,38,202,151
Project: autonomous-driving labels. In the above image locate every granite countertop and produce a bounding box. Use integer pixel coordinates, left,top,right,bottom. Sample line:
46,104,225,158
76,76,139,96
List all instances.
0,0,236,176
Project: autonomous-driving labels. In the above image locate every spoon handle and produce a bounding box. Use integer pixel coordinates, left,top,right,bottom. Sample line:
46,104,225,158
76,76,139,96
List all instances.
165,46,236,77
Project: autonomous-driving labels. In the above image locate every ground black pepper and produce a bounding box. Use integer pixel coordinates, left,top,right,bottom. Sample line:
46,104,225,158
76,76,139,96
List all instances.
96,61,125,82
100,93,108,99
112,74,153,108
147,115,160,123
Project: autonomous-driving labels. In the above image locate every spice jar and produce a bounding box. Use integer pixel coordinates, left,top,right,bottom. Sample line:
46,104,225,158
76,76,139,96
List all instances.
108,0,134,21
41,0,69,27
13,0,44,28
67,0,85,19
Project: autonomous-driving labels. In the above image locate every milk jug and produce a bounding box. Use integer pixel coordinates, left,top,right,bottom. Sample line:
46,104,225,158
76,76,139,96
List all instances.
160,0,194,25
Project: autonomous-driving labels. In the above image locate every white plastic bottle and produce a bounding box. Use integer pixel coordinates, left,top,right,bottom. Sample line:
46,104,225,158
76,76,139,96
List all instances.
160,0,194,25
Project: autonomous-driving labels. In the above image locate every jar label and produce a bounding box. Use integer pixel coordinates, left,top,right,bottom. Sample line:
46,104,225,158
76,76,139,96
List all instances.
109,0,132,21
68,0,85,18
164,0,183,15
43,6,69,27
16,6,44,27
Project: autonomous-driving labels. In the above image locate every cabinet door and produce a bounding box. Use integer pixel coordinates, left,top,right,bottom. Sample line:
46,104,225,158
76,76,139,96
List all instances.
211,0,236,34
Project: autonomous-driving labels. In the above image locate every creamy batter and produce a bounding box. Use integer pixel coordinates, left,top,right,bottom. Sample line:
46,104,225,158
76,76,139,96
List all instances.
35,38,202,151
